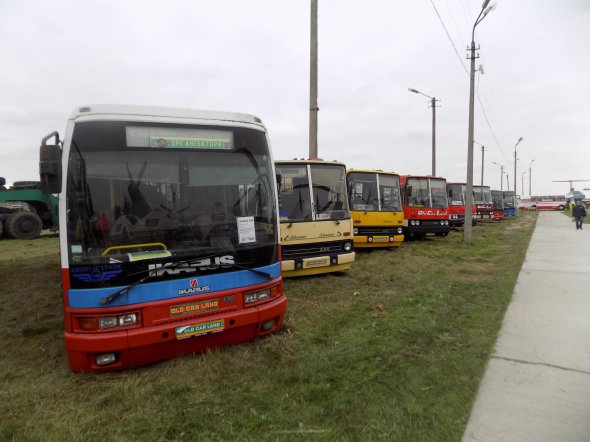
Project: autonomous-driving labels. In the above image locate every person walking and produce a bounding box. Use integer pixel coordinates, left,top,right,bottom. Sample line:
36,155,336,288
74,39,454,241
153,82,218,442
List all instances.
572,201,587,230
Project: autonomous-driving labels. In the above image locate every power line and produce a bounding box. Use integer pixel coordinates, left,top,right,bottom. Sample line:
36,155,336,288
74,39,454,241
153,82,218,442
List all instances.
429,0,468,75
429,0,508,161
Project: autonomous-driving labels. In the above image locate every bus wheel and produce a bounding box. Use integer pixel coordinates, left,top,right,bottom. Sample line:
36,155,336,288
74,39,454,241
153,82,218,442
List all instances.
0,220,3,237
5,211,43,240
558,205,565,210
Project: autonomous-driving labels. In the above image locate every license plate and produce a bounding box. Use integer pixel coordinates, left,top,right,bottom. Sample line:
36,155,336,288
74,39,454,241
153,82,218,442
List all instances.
373,236,389,242
175,319,225,339
305,258,328,268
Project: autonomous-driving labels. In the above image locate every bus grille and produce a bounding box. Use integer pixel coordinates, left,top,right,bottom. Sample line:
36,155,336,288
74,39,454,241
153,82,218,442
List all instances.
282,241,347,260
356,227,399,235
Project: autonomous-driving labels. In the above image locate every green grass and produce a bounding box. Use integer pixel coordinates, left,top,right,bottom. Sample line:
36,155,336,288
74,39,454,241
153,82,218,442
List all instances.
0,214,537,441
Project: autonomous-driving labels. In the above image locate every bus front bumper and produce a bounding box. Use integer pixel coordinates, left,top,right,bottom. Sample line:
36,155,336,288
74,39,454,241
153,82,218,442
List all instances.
353,234,404,248
281,251,355,277
64,295,287,373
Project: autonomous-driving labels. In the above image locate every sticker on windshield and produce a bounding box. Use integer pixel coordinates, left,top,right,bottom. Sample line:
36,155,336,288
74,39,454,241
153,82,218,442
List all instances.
237,216,256,244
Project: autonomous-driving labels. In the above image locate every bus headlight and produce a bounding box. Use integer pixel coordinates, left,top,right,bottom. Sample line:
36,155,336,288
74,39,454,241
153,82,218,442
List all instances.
343,241,353,252
98,313,138,329
244,288,271,304
353,227,359,235
440,220,445,225
397,227,403,234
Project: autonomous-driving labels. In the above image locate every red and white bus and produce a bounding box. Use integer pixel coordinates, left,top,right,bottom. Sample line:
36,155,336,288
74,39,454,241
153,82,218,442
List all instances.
400,175,450,239
518,195,567,211
39,105,286,372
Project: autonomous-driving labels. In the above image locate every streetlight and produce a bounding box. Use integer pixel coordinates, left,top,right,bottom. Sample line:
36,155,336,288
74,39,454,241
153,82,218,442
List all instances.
513,136,524,197
474,140,485,186
408,88,439,176
529,159,535,196
492,161,503,190
309,0,318,159
505,172,510,190
465,0,497,242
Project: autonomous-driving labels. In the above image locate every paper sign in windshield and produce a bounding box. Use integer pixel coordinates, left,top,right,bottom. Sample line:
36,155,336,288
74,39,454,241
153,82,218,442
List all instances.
237,216,256,244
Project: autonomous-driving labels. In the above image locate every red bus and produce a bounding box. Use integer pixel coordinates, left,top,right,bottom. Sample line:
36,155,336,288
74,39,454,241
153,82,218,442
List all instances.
491,190,505,220
446,182,477,228
39,105,286,372
473,185,493,220
400,175,450,239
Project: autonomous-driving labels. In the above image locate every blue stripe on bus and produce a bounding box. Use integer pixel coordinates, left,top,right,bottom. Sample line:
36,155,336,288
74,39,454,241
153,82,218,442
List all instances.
67,262,281,309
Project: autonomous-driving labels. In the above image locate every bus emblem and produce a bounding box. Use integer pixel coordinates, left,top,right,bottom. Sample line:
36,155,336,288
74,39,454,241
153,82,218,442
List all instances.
190,279,198,287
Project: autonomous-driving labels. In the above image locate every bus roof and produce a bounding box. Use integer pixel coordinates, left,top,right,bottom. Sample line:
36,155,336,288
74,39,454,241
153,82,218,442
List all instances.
68,105,266,129
400,174,447,181
346,169,399,176
275,159,347,167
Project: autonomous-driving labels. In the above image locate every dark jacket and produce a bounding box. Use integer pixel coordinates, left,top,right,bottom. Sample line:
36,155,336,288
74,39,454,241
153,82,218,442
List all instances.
573,204,587,218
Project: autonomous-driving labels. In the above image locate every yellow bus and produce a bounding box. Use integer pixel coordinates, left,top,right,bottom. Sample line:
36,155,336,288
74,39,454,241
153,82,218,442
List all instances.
275,159,355,277
346,169,404,248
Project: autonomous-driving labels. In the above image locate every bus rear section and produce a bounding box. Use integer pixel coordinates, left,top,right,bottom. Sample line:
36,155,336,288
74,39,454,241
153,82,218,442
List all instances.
473,185,493,220
400,175,450,239
491,190,505,220
39,105,286,372
446,182,477,228
502,191,517,217
346,170,404,248
276,160,354,277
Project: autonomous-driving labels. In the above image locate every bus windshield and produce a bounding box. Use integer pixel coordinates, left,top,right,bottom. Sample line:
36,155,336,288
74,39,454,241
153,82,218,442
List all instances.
503,191,516,208
447,183,465,205
473,186,492,204
277,163,350,222
348,172,402,212
66,121,277,275
407,178,448,208
491,190,504,210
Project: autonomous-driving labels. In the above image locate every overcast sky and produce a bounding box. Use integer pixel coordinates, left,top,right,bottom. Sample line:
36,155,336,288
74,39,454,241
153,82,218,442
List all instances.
1,0,589,196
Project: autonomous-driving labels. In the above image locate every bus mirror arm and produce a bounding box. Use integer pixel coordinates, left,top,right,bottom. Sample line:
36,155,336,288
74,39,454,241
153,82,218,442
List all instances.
39,131,62,194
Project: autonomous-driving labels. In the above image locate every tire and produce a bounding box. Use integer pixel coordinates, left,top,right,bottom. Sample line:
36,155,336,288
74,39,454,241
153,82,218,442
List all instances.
0,220,3,237
5,211,43,239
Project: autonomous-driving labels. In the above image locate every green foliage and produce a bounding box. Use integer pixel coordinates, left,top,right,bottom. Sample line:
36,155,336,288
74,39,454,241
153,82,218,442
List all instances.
0,215,536,441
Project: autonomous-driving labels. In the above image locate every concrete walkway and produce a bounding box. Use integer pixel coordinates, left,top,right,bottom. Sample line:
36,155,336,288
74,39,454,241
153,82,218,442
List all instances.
463,211,590,442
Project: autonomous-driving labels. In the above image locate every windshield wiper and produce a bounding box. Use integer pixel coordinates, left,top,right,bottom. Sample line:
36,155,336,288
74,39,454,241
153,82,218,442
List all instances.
99,257,209,305
314,193,340,225
287,188,305,228
99,255,274,305
224,262,273,280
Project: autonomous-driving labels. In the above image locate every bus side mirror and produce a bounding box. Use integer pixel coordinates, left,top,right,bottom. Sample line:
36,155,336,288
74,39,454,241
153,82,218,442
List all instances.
275,173,282,208
39,131,62,194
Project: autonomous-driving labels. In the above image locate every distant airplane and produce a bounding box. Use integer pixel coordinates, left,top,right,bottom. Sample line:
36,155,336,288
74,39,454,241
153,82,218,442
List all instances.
553,179,590,192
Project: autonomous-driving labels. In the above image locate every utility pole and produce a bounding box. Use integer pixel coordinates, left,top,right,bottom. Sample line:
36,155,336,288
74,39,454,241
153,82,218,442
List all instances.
431,96,436,176
474,141,485,186
408,88,439,176
505,172,510,191
513,137,524,197
529,159,535,196
492,161,503,190
465,1,495,241
309,0,318,159
521,171,526,195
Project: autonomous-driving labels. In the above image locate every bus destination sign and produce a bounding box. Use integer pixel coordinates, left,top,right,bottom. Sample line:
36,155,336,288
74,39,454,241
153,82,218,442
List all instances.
149,136,232,150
